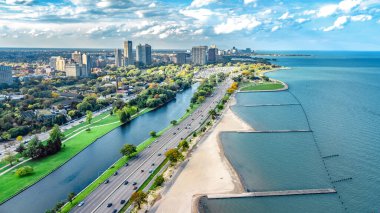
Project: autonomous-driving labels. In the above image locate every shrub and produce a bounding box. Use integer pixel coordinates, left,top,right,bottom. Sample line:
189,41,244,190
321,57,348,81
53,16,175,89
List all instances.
15,166,34,177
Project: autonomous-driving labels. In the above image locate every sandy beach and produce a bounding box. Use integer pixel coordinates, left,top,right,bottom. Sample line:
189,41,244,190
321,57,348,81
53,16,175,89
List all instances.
154,96,253,213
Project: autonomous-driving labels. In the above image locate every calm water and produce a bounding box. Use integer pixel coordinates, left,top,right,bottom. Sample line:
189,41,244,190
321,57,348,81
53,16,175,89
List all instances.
203,51,380,212
0,84,198,213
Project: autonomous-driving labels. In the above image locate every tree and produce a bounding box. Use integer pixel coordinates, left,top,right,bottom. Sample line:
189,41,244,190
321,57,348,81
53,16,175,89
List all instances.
150,131,157,137
23,136,44,159
120,144,137,157
178,140,189,151
130,191,147,209
165,148,183,163
86,110,93,124
170,120,177,125
67,192,76,203
3,153,17,166
119,111,130,123
153,175,164,188
16,136,23,142
1,132,11,140
15,144,26,153
15,166,33,177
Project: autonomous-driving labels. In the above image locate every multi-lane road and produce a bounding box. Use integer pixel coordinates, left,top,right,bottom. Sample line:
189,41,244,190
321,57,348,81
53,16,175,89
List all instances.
71,77,232,213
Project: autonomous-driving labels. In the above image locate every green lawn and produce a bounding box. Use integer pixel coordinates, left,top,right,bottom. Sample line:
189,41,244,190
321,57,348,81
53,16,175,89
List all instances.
240,82,285,91
0,108,153,204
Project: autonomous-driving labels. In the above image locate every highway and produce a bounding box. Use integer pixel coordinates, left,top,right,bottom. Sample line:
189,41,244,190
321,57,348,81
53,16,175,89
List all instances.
71,77,232,213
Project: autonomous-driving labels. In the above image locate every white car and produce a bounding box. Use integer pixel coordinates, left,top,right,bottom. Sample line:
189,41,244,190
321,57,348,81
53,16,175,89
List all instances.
78,201,85,207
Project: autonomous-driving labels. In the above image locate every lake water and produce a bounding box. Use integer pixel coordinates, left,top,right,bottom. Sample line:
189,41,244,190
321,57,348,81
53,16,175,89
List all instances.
201,51,380,212
0,84,198,213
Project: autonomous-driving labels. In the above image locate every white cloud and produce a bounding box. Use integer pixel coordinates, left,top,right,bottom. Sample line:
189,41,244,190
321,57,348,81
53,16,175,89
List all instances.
148,2,156,8
271,26,280,32
179,8,216,22
5,0,34,5
351,14,372,21
244,0,256,5
323,16,349,31
303,10,316,15
338,0,361,13
296,18,309,23
318,4,339,17
214,14,261,34
279,12,293,20
190,0,217,8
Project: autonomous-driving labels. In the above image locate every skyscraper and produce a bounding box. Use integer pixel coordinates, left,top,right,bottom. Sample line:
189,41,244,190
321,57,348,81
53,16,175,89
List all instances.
65,63,88,77
49,57,58,69
55,56,66,71
173,53,188,65
192,46,208,65
82,53,92,73
115,49,122,67
0,65,13,85
123,40,133,66
136,44,152,66
208,45,218,64
71,51,82,64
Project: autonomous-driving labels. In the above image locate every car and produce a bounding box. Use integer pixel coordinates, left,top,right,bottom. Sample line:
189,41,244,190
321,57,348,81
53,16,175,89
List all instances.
177,128,180,130
141,169,144,172
77,201,85,207
104,179,109,184
149,170,153,173
158,153,162,156
120,200,126,204
114,171,118,176
133,186,138,190
152,163,155,166
173,132,176,135
148,145,151,148
107,203,112,207
132,182,137,185
112,209,117,213
124,180,129,185
125,163,129,167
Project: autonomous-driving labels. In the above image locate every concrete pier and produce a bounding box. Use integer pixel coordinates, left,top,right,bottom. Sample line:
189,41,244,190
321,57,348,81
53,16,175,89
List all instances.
207,188,336,199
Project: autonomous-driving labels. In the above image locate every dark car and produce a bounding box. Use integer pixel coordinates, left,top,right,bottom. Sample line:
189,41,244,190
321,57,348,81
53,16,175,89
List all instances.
125,163,129,167
120,200,126,204
107,203,112,207
152,163,155,166
133,186,138,190
124,180,129,185
114,171,118,176
133,182,137,185
112,209,117,213
104,179,109,184
158,153,162,156
141,169,144,172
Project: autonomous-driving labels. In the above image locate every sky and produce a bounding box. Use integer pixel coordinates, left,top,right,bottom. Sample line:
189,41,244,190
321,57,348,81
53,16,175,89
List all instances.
0,0,380,50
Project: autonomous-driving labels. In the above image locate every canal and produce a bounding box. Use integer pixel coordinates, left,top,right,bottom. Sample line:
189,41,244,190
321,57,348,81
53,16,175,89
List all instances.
0,84,198,213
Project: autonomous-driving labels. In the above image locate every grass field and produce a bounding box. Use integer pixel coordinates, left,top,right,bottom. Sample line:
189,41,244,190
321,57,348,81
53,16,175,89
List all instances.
240,82,285,91
0,108,154,204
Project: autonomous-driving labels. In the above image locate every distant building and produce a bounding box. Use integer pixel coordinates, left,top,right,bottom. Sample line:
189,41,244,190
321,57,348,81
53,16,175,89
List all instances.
82,53,92,74
173,53,189,65
0,65,13,85
208,45,218,64
71,51,82,64
124,40,134,66
49,57,58,69
192,46,208,65
56,56,66,71
115,49,123,67
65,63,88,77
136,44,152,66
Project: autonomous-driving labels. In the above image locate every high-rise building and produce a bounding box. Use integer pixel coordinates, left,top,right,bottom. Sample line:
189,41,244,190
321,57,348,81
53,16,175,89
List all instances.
65,63,88,77
56,56,66,71
82,53,92,74
136,44,152,66
71,51,82,64
49,57,58,69
123,40,133,66
192,46,208,65
115,49,122,67
208,45,218,64
0,65,13,85
173,53,188,65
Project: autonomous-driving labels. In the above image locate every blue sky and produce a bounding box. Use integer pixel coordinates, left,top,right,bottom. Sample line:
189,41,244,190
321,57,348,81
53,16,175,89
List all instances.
0,0,379,50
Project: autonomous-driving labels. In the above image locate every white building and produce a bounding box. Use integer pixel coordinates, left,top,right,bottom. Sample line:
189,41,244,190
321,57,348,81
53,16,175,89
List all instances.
65,63,88,77
191,46,208,65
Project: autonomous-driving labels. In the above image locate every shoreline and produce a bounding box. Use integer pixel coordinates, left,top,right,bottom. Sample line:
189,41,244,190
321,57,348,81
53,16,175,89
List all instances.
154,94,254,213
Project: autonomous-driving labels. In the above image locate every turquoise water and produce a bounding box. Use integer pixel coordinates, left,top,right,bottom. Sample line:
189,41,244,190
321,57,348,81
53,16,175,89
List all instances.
199,194,344,213
231,104,310,131
202,51,380,212
220,132,331,191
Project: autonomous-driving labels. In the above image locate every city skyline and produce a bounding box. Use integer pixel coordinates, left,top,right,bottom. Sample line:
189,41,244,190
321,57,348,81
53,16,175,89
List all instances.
0,0,380,50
